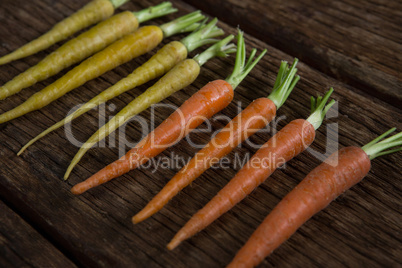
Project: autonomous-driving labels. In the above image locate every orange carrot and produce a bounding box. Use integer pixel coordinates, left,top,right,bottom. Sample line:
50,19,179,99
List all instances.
132,58,300,223
228,128,401,267
167,89,336,250
71,30,266,195
71,79,233,194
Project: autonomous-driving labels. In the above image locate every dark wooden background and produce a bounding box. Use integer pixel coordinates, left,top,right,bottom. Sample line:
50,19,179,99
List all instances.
0,0,401,267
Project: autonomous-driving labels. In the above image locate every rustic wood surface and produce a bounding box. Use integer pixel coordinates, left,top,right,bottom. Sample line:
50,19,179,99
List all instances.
0,200,76,267
0,0,401,267
183,0,402,107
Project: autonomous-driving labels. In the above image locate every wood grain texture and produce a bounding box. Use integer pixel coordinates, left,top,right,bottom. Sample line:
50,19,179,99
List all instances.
0,0,401,267
182,0,402,107
0,200,76,267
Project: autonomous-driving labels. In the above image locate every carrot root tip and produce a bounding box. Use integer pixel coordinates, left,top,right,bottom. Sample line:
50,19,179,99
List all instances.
167,231,187,250
132,206,159,224
166,240,179,250
132,215,142,224
71,185,83,195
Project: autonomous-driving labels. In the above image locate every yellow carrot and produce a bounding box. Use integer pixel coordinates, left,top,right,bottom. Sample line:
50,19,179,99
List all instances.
0,0,122,65
0,2,177,100
18,18,224,155
0,11,204,124
65,35,236,179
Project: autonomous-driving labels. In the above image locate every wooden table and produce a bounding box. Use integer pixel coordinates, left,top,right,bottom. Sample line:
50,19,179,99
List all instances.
0,0,400,267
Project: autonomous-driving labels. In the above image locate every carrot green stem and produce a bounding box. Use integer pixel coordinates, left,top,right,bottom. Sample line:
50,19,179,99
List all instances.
109,0,130,9
160,11,205,38
306,88,336,130
267,58,299,109
181,18,224,53
225,30,267,89
193,35,236,66
362,128,402,160
133,2,177,24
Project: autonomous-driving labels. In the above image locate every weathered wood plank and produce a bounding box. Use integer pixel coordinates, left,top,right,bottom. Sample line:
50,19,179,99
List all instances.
0,0,401,267
0,200,76,267
182,0,402,107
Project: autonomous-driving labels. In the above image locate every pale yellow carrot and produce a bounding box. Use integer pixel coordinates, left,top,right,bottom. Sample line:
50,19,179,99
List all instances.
0,11,204,124
18,18,224,155
0,2,177,100
0,0,118,65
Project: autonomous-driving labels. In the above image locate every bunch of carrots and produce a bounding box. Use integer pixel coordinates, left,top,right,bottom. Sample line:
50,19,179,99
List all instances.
0,1,400,267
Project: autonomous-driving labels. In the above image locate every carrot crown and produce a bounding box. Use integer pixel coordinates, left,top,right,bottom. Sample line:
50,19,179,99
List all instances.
267,59,300,109
306,88,336,130
225,30,267,89
193,35,236,66
133,2,177,24
362,128,402,160
109,0,130,9
181,18,224,53
160,11,205,38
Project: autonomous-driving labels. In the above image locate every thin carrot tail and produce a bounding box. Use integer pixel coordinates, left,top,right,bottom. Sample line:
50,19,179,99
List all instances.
70,154,132,195
166,169,252,250
132,209,155,224
64,127,114,181
18,102,101,156
132,171,193,223
167,231,189,250
0,0,115,65
167,201,227,250
0,96,38,124
132,197,165,224
71,138,151,195
132,154,218,224
64,82,163,181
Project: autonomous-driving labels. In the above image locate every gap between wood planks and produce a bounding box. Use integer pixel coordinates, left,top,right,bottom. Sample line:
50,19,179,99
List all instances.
0,197,79,267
